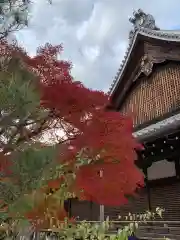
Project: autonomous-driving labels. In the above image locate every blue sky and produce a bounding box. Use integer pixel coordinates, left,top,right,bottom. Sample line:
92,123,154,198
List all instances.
15,0,180,92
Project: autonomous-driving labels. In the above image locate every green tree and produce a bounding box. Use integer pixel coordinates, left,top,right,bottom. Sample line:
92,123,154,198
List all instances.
0,0,29,39
0,1,143,237
0,0,52,40
0,41,142,231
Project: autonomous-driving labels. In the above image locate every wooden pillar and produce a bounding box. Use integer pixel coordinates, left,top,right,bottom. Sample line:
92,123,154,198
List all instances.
175,157,180,179
144,167,152,212
175,157,179,175
90,200,93,221
64,199,72,218
68,199,72,218
99,170,104,222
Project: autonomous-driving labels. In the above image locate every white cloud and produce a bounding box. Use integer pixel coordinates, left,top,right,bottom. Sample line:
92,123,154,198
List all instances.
15,0,180,92
83,46,100,62
77,21,89,41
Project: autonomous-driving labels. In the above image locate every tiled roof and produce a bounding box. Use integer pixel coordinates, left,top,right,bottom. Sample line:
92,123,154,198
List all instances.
109,10,180,95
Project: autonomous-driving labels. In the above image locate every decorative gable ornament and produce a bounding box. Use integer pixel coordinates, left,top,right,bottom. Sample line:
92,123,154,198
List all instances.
128,9,158,41
140,55,153,76
129,9,158,31
109,9,180,95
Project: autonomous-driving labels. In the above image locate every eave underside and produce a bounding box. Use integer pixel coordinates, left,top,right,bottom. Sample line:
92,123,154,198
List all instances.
110,29,180,100
111,36,180,110
135,116,180,170
134,111,180,141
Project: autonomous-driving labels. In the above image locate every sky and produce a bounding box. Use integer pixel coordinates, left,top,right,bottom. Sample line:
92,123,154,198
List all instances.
15,0,180,93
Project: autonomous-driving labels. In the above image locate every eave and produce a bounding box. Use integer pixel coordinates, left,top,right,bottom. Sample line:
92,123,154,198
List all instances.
109,28,180,98
133,112,180,142
108,26,180,141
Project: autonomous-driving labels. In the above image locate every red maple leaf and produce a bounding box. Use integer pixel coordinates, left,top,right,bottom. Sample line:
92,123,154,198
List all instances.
0,40,144,224
75,162,144,206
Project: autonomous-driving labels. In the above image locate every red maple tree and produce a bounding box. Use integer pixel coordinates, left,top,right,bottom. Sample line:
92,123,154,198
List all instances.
0,41,144,228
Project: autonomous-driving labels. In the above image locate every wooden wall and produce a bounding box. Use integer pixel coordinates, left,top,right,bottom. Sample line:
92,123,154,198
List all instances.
104,181,180,222
68,199,100,221
121,62,180,126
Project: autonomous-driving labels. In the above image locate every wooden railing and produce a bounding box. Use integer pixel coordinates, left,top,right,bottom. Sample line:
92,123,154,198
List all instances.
17,221,180,240
137,224,180,240
109,221,180,240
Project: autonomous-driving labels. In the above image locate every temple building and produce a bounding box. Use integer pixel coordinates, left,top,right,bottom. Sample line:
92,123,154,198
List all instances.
108,9,180,223
66,9,180,228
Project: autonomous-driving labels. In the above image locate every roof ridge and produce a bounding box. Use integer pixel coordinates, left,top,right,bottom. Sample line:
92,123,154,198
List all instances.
108,10,180,96
108,28,138,95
